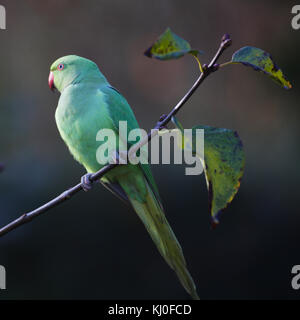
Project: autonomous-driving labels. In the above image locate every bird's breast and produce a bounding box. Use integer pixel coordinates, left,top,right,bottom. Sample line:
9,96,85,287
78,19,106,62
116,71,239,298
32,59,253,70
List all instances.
55,85,112,172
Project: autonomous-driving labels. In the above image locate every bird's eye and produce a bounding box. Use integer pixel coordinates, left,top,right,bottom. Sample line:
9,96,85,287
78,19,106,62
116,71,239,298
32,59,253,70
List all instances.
57,64,64,71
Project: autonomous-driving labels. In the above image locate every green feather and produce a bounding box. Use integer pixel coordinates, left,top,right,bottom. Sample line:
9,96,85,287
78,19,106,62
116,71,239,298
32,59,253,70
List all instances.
52,55,199,299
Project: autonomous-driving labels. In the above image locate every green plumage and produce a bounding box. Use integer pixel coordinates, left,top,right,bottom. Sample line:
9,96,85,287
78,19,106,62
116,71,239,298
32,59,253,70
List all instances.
50,55,199,299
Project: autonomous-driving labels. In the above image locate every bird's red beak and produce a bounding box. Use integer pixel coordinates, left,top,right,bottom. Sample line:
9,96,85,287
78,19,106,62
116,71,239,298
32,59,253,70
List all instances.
48,71,55,91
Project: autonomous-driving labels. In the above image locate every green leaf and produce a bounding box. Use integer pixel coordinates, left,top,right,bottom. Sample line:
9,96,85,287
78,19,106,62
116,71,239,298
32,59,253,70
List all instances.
168,117,245,226
144,28,202,60
231,46,292,90
193,125,245,226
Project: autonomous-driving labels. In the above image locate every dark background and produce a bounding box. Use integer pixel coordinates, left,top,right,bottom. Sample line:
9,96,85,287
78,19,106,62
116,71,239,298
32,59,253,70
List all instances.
0,0,299,299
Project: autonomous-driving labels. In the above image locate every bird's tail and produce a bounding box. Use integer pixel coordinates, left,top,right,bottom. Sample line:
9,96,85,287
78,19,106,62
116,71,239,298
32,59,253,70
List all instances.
120,178,199,300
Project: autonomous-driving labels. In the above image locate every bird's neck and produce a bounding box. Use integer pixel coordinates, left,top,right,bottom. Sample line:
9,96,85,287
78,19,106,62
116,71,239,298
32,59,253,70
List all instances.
61,72,108,93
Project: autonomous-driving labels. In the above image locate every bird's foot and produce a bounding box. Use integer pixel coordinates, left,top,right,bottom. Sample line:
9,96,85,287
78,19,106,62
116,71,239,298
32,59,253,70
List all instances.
81,173,94,192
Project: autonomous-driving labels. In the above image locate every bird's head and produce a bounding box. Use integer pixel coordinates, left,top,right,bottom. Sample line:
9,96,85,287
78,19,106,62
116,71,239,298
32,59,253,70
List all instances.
48,55,106,93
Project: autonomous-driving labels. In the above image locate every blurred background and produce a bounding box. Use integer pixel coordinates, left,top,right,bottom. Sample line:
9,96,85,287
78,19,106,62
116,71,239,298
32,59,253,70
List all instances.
0,0,299,299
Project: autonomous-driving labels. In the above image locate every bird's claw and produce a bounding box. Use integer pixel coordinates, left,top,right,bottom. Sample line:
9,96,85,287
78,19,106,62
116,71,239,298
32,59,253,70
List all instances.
81,173,94,192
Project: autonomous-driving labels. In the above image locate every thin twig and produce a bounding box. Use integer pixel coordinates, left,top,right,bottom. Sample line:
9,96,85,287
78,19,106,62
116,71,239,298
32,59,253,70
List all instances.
0,34,231,238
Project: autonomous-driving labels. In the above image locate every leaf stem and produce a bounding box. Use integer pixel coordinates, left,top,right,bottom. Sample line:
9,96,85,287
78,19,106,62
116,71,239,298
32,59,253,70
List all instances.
191,54,204,73
219,61,233,68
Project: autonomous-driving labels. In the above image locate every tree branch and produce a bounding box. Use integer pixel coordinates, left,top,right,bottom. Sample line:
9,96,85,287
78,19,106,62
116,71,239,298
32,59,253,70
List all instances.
0,34,231,238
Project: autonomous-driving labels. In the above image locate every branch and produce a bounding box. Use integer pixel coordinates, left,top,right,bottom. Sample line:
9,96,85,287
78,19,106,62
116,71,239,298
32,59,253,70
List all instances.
0,34,231,238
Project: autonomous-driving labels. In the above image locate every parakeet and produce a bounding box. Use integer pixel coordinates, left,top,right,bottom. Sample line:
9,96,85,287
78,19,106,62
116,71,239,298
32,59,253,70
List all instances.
48,55,199,300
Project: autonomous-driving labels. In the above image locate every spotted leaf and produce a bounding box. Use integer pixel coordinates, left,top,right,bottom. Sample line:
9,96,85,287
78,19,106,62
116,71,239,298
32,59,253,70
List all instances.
231,46,292,89
144,28,202,60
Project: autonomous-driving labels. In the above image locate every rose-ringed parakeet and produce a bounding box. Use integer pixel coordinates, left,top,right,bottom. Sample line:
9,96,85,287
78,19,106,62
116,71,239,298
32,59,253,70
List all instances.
48,55,199,299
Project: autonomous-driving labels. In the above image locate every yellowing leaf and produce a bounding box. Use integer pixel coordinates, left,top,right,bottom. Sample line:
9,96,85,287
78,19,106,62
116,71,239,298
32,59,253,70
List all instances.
168,117,245,226
193,126,245,226
232,46,292,89
144,28,202,60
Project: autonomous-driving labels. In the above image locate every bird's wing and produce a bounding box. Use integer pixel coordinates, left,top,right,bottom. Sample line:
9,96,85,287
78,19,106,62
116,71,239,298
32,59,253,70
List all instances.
100,85,163,207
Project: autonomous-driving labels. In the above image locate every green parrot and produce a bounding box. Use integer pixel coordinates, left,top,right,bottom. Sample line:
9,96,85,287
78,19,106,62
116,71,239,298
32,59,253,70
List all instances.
48,55,199,300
